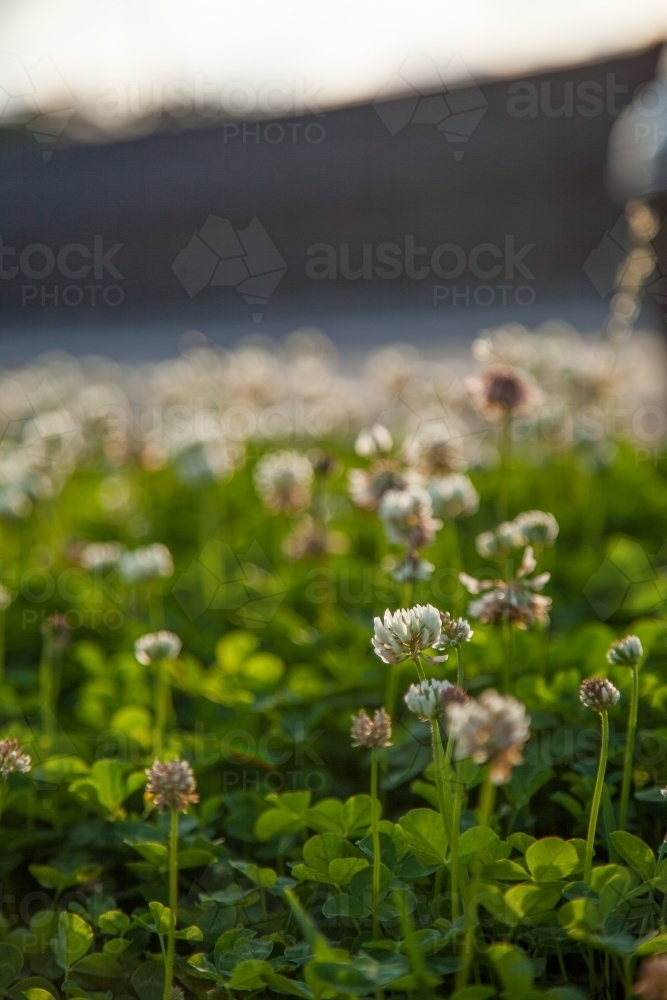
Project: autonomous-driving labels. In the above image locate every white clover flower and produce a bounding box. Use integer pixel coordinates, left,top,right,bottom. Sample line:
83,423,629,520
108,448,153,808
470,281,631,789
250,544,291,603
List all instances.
403,423,468,477
606,635,643,668
253,450,313,513
0,738,31,777
427,474,479,520
392,555,434,584
135,630,182,665
80,541,125,571
145,759,199,813
351,708,393,748
354,424,393,458
446,689,531,784
438,612,474,647
513,510,559,547
379,486,442,550
372,605,442,664
405,678,453,720
579,677,620,712
475,521,526,559
119,543,174,583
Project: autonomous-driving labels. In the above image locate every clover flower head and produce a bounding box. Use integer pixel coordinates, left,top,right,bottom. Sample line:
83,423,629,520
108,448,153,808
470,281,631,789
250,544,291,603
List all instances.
79,541,125,571
475,521,526,559
513,510,559,547
119,543,174,583
606,634,643,668
348,460,414,511
579,677,620,712
404,424,468,477
427,474,479,520
372,604,441,664
391,554,435,584
0,585,12,612
438,612,474,647
42,612,71,653
440,684,469,709
350,708,393,748
405,678,453,720
145,758,199,813
253,450,313,513
354,424,393,458
282,516,348,561
470,365,537,420
0,738,31,777
135,630,182,665
379,485,442,550
446,689,531,785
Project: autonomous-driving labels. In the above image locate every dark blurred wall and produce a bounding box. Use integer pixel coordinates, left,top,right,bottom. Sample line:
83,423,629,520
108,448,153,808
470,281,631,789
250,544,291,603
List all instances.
0,46,661,352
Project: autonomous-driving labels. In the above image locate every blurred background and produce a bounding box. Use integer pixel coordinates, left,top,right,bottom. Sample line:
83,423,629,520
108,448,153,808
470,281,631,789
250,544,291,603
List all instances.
1,0,667,362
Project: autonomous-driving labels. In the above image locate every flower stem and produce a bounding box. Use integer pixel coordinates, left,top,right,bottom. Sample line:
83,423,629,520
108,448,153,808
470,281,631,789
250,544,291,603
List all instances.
39,638,55,746
456,644,464,688
619,664,639,832
502,618,513,694
0,610,6,685
429,719,452,844
163,807,179,1000
477,770,497,829
154,659,169,758
450,761,463,921
370,748,381,940
584,710,609,884
499,415,512,521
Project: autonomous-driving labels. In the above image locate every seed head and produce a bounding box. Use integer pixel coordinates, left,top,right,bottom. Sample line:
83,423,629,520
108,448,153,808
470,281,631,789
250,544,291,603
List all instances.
606,634,643,668
119,543,174,583
0,738,31,777
513,510,559,547
427,474,479,520
253,450,313,513
438,612,474,647
350,708,393,748
379,486,442,550
405,678,453,720
135,630,182,665
579,677,620,712
145,759,199,813
446,689,531,785
633,955,667,1000
372,605,442,664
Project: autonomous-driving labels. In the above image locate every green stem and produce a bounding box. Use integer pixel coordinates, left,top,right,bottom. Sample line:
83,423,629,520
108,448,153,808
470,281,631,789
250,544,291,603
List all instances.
502,618,513,694
154,659,169,758
450,761,463,921
429,719,452,843
163,807,179,1000
150,583,165,630
455,644,464,689
39,640,55,746
370,748,381,940
0,609,6,685
619,664,639,832
457,771,496,991
384,661,401,722
584,710,609,884
0,779,6,831
477,771,497,829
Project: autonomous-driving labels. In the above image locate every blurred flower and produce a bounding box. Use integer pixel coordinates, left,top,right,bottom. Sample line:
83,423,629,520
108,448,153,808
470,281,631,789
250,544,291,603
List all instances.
355,424,393,457
438,612,474,647
372,605,441,664
461,546,551,629
0,585,13,611
0,738,31,777
135,631,182,665
282,516,348,560
348,460,413,511
119,543,174,583
441,684,469,709
42,613,71,653
79,541,125,571
350,708,393,748
469,365,538,420
427,474,479,520
606,634,643,667
513,510,559,547
308,448,338,476
253,450,313,514
404,424,468,477
405,678,453,720
379,486,442,550
446,689,531,784
579,677,620,713
391,554,434,584
633,955,667,1000
145,758,199,813
475,521,526,559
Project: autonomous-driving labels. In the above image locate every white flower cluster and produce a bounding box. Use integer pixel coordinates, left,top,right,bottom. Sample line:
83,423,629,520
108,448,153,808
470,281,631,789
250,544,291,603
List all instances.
372,605,441,664
253,450,313,513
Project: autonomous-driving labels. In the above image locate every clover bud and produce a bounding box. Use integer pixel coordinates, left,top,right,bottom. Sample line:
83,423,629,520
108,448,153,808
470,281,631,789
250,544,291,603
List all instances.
405,679,453,720
145,759,199,813
606,634,643,668
579,677,620,713
350,708,393,748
